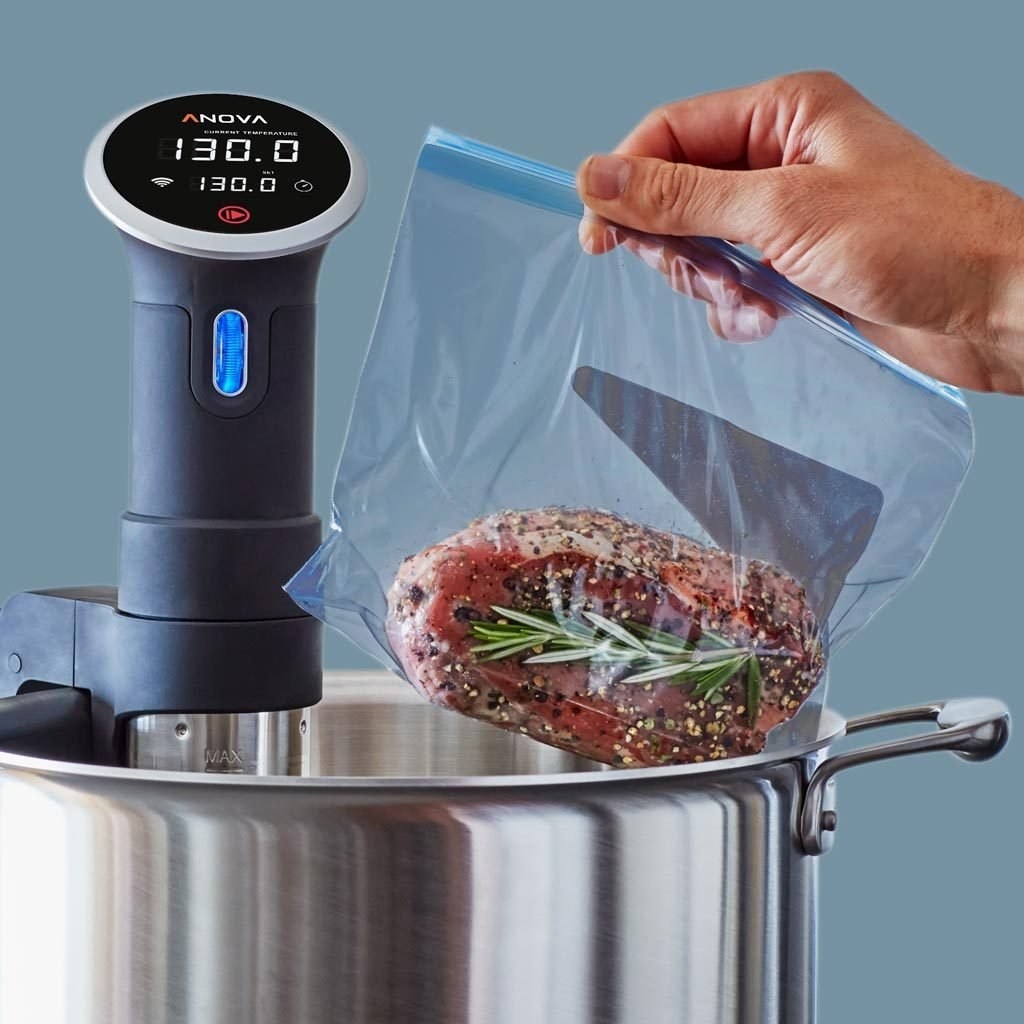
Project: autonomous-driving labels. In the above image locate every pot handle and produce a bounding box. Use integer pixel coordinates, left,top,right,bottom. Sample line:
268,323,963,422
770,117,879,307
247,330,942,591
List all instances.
799,698,1010,856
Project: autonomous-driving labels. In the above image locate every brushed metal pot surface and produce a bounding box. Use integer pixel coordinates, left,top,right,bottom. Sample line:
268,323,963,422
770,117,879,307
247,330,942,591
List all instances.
0,672,1009,1024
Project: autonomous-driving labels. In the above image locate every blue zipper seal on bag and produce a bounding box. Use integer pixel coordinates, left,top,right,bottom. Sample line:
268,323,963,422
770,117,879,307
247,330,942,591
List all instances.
417,126,968,413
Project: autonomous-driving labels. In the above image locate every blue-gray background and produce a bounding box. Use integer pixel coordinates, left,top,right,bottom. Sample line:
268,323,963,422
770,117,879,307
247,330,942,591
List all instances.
1,1,1018,1019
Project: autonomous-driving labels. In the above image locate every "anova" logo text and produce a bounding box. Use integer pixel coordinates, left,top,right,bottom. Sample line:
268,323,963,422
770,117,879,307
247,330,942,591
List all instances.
181,113,268,125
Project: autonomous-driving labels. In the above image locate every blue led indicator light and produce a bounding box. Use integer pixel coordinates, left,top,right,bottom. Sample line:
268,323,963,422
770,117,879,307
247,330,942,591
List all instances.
213,310,247,396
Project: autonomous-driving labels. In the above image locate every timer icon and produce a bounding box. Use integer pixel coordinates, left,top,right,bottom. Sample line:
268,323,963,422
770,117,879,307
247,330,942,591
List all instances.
294,180,314,193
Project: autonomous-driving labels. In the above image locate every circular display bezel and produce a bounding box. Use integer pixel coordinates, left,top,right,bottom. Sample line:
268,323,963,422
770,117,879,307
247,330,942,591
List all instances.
84,92,367,260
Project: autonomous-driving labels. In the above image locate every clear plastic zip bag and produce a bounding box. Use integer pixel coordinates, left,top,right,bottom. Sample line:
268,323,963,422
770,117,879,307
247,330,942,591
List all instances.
287,128,974,767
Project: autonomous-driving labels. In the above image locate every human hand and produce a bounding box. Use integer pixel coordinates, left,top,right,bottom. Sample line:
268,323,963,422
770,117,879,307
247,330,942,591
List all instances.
576,71,1024,393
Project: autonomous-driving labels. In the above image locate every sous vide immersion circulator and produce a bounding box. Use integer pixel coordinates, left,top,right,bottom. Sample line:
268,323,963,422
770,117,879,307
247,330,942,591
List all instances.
0,93,366,772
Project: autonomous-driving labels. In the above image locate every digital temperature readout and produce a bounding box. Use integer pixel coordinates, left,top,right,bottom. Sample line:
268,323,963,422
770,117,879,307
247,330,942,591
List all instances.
158,137,300,163
190,176,279,193
102,93,352,234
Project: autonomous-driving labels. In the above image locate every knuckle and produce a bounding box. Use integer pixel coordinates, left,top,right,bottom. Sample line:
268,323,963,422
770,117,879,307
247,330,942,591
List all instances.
807,69,851,93
776,70,856,117
633,104,682,156
781,69,850,96
640,103,674,132
648,160,698,219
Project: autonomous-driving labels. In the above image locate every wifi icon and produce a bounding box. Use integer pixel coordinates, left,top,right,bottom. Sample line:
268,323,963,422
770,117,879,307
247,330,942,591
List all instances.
151,177,174,188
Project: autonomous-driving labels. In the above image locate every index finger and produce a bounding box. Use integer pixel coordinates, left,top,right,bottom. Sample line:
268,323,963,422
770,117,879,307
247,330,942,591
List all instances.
615,73,832,170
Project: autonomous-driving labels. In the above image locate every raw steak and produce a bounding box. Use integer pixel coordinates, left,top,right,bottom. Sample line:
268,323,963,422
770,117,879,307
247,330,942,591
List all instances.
386,508,824,768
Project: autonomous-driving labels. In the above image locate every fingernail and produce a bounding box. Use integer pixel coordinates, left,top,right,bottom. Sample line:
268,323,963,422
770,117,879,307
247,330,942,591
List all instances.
577,214,620,255
667,256,696,294
601,224,622,250
585,155,631,200
635,241,664,271
734,306,775,340
578,216,598,254
707,278,733,306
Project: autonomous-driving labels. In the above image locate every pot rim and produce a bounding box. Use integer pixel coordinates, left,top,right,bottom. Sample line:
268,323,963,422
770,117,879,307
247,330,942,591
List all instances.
0,672,846,790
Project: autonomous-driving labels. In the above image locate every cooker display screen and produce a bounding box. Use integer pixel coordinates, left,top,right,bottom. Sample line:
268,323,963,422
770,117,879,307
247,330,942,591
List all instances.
102,93,352,233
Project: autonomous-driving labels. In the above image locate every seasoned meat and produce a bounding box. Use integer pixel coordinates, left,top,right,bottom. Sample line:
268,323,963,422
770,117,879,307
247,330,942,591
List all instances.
386,508,824,768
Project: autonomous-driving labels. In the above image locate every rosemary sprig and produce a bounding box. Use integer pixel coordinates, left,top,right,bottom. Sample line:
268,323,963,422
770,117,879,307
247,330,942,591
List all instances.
469,605,776,722
746,657,762,729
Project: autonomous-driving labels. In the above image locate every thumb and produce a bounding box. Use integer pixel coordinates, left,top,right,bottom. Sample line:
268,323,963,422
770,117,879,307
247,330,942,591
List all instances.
576,153,778,245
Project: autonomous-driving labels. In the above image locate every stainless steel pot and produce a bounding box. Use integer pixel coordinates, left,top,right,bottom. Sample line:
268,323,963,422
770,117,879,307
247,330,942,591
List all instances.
0,672,1009,1024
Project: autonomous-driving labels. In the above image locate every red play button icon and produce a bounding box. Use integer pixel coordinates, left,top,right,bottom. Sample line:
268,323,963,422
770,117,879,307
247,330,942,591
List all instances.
217,205,251,225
